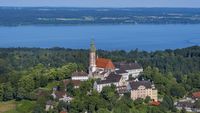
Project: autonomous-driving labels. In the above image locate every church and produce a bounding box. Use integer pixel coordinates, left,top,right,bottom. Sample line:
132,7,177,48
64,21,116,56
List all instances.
88,40,143,80
88,40,115,79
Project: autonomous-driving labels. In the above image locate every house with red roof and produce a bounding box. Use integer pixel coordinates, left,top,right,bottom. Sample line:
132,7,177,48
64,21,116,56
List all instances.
192,91,200,99
150,101,160,106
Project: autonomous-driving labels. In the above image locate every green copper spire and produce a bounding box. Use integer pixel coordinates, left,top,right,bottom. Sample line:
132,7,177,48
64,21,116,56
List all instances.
90,39,96,52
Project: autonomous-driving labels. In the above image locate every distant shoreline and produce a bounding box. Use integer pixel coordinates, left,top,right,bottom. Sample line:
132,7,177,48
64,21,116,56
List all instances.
1,7,200,26
1,23,200,27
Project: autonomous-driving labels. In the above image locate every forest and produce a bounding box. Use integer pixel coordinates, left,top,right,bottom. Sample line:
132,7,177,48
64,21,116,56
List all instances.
0,46,200,113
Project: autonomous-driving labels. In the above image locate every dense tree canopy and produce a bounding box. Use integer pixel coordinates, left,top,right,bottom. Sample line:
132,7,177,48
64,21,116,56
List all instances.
0,46,199,112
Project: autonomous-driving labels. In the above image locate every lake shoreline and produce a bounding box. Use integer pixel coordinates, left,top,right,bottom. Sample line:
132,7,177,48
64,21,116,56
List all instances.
1,23,200,27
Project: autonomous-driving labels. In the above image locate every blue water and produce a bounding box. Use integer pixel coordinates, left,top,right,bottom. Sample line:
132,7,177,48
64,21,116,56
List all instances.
0,24,200,51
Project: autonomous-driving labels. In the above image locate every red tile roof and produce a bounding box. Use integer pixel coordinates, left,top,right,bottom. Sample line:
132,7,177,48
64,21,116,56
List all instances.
150,101,160,106
96,58,115,69
192,91,200,98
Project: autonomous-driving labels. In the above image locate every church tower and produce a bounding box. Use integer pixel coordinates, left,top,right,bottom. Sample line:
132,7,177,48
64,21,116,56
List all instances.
89,39,96,75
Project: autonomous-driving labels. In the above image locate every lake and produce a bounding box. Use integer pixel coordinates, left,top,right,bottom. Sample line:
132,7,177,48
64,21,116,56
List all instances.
0,24,200,51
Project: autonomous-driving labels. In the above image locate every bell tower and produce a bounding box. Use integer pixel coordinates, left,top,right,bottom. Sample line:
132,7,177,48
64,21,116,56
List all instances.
89,39,96,75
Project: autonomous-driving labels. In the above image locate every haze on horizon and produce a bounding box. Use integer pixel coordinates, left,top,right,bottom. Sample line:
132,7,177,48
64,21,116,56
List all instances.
0,0,200,8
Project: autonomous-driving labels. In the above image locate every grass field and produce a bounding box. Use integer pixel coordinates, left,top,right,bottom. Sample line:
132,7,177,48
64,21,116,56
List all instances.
15,100,36,113
0,100,36,113
0,101,16,113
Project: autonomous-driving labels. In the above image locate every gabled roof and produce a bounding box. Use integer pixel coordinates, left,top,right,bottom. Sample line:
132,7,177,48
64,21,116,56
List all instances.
130,81,153,90
71,71,88,77
97,73,122,84
96,58,115,69
106,73,122,81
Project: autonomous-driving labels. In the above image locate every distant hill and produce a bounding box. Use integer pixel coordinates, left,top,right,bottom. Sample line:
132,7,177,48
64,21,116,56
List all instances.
0,7,200,26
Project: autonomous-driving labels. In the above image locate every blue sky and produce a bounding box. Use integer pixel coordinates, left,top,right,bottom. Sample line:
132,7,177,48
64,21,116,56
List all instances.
0,0,200,8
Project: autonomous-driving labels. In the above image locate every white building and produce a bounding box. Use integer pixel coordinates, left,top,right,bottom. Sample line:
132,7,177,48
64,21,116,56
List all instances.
71,71,88,81
94,73,125,92
115,62,143,78
129,80,158,101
